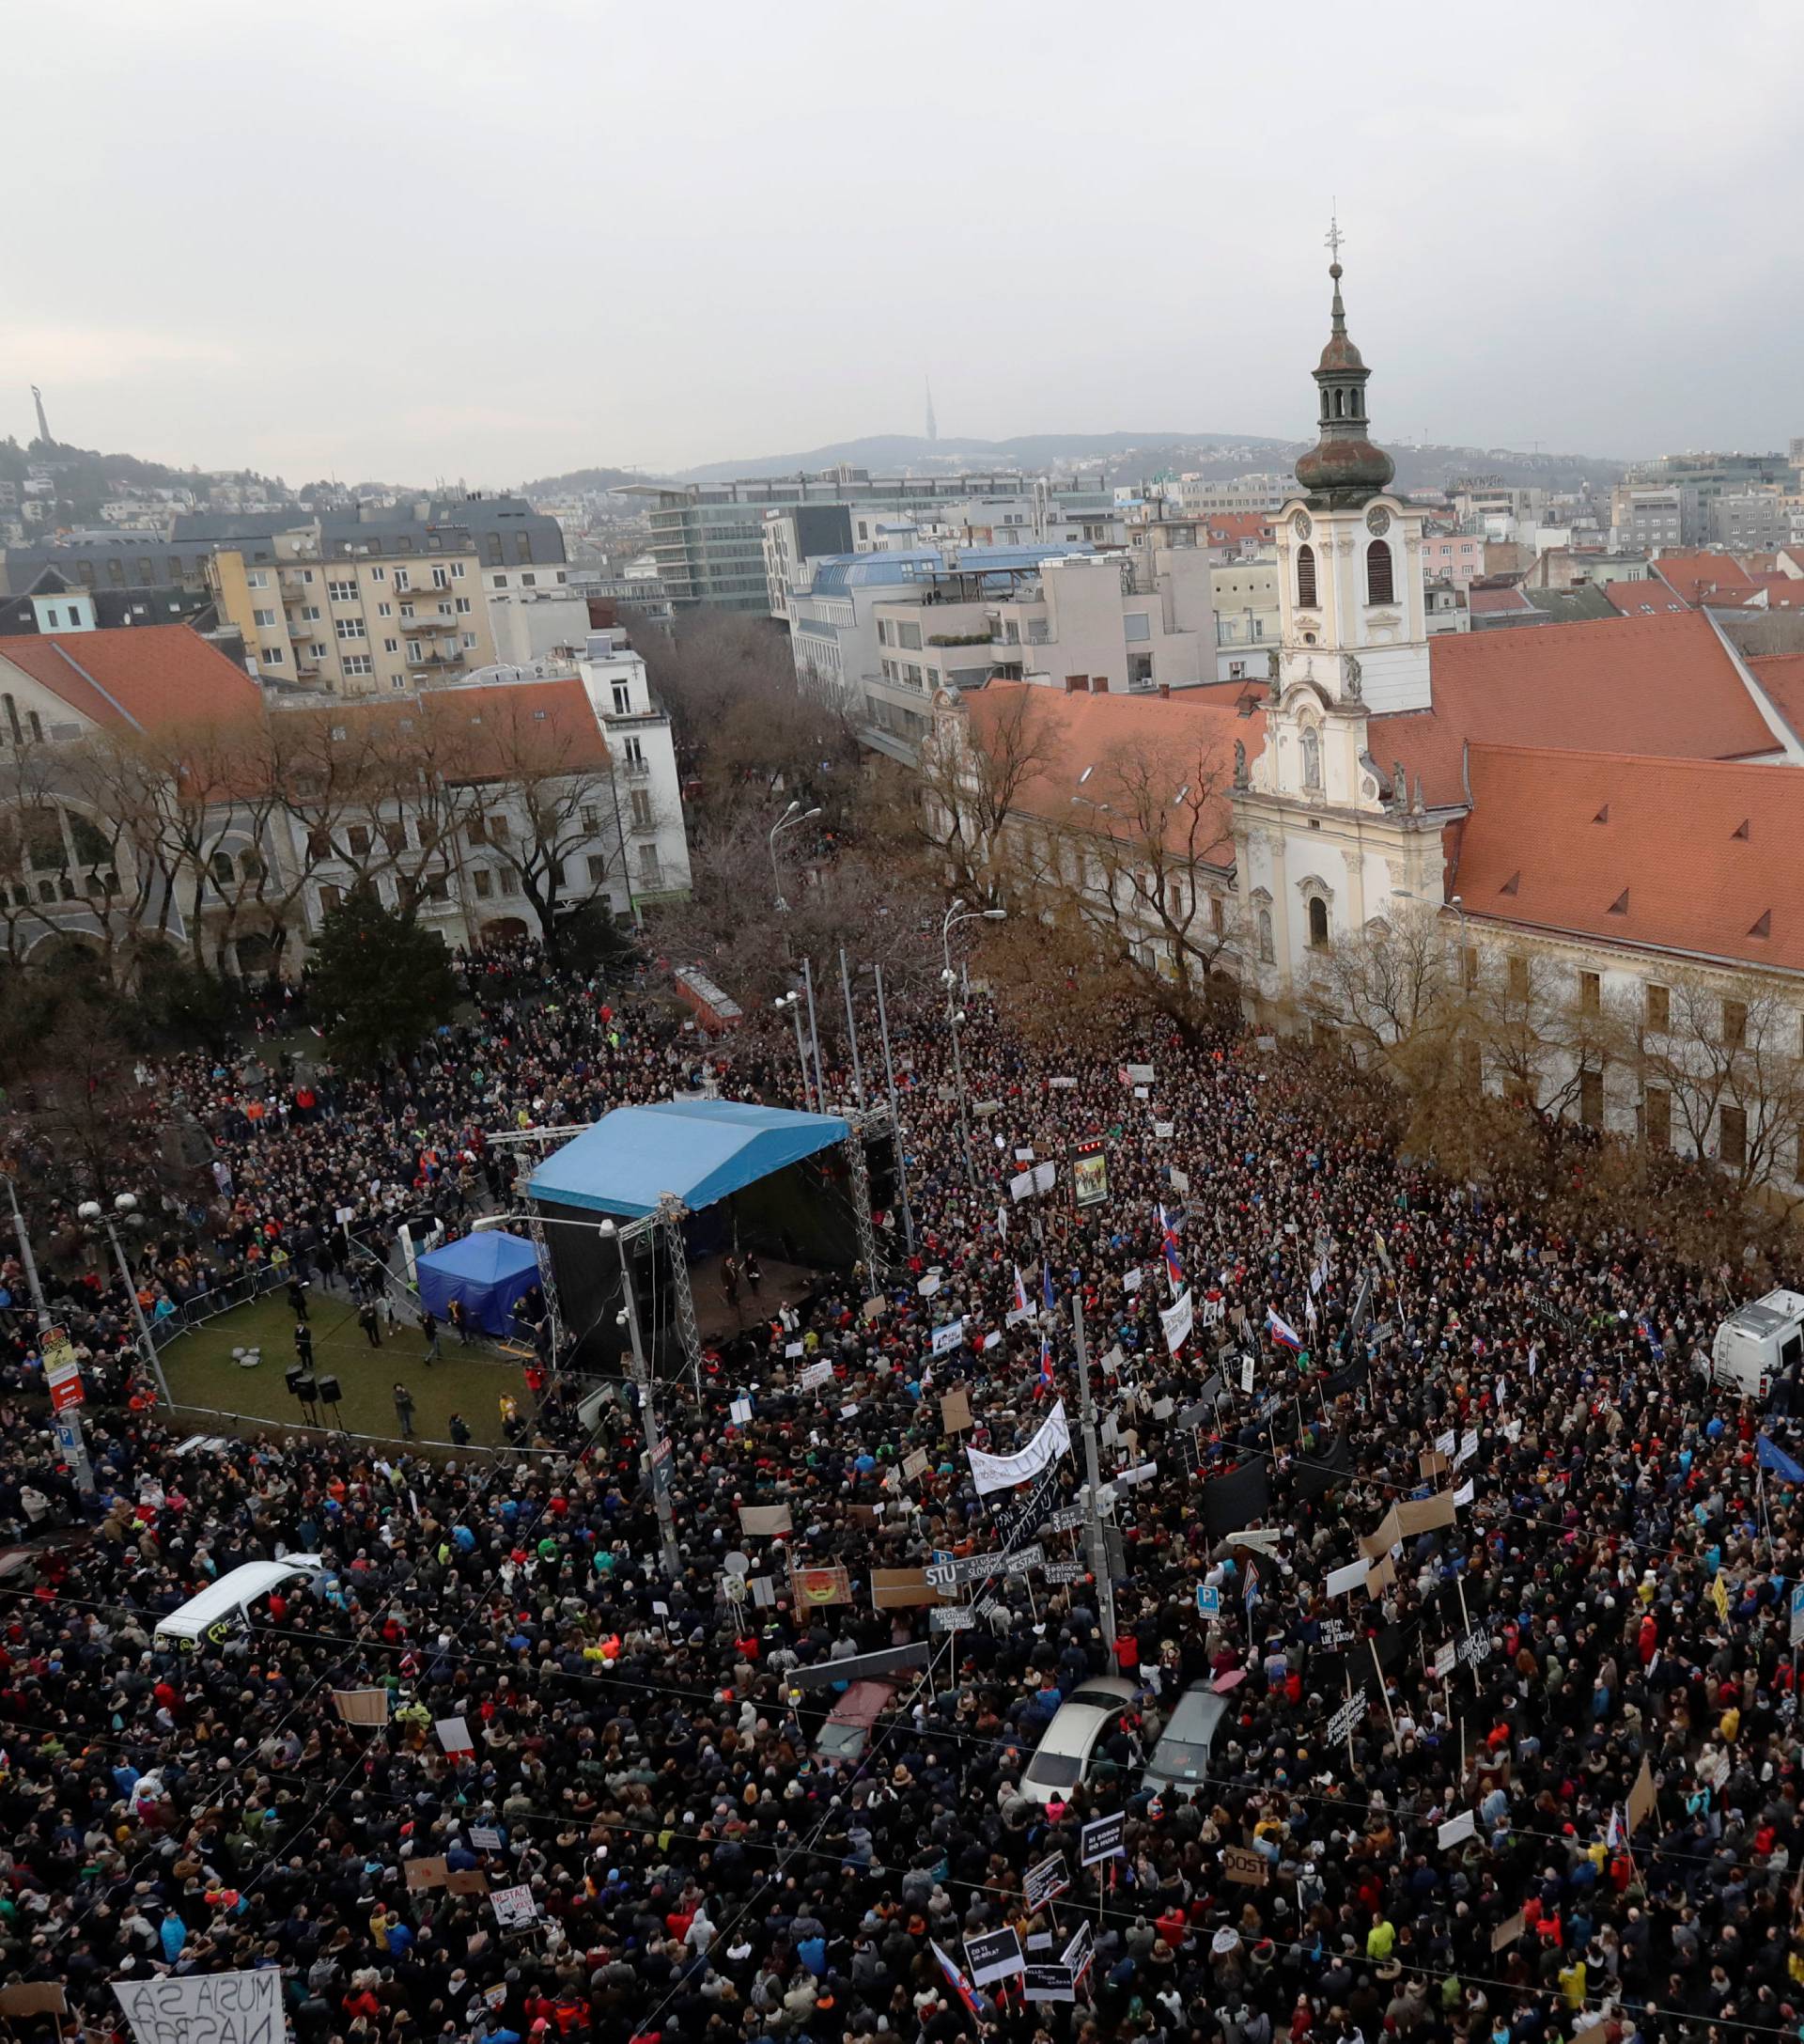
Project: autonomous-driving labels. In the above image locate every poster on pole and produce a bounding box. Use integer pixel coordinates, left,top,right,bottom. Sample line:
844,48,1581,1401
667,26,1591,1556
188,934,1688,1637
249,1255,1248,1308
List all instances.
1159,1289,1194,1356
963,1927,1024,1988
115,1972,288,2044
1072,1141,1110,1208
42,1326,84,1411
435,1714,475,1755
1080,1811,1126,1865
1023,1851,1070,1911
1021,1963,1076,2004
491,1882,538,1928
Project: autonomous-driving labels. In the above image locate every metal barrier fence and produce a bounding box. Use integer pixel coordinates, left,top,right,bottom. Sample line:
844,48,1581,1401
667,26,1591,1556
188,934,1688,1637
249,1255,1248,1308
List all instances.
147,1263,292,1350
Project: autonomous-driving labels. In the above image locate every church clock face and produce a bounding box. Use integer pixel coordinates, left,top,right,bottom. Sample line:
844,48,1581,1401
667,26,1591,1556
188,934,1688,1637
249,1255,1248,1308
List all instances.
1365,507,1392,536
1291,511,1312,538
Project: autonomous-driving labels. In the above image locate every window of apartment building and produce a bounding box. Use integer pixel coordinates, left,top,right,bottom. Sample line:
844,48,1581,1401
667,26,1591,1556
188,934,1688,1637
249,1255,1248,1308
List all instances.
253,608,276,629
877,619,890,647
515,535,533,563
611,682,631,714
425,872,451,902
381,820,408,855
623,737,645,767
637,842,660,878
407,642,424,663
259,646,284,666
897,622,922,650
492,573,507,589
431,567,451,589
373,601,390,618
246,570,271,589
327,580,357,602
1210,895,1225,935
344,823,370,858
368,567,385,582
449,562,465,579
1579,1068,1604,1128
487,536,505,565
382,638,398,654
521,573,537,587
1578,970,1600,1016
1508,954,1531,1001
473,868,493,899
399,604,416,622
587,853,608,885
1644,981,1669,1032
1723,998,1748,1048
580,805,600,833
630,788,654,829
1645,1085,1671,1149
1719,1102,1748,1168
394,570,411,593
461,633,478,649
335,617,366,641
342,654,373,678
455,596,473,615
298,605,321,622
1124,613,1151,642
319,883,343,913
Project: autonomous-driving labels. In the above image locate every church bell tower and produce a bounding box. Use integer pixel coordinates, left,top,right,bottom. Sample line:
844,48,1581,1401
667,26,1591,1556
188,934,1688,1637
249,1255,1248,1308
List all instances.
1268,226,1432,717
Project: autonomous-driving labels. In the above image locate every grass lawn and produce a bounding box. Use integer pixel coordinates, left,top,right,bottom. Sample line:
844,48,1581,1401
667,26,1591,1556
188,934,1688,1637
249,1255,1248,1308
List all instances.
157,1289,529,1450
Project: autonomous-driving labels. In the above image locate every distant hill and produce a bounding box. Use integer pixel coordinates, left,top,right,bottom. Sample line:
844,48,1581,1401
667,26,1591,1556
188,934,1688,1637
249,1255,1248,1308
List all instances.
515,463,656,496
677,430,1292,484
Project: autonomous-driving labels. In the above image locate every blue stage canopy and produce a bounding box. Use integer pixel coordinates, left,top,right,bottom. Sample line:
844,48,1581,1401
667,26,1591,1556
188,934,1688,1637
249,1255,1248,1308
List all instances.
415,1230,542,1337
526,1100,852,1220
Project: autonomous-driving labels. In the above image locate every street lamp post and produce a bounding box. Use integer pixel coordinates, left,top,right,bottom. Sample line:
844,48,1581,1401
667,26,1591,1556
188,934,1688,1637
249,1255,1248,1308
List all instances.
8,1175,95,1497
775,991,813,1111
940,899,1005,1193
769,799,822,914
1393,886,1469,982
78,1193,172,1410
475,1210,681,1577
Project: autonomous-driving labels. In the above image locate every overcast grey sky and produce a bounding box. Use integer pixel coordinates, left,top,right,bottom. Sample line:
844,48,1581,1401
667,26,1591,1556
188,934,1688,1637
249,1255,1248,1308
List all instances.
8,1,1802,483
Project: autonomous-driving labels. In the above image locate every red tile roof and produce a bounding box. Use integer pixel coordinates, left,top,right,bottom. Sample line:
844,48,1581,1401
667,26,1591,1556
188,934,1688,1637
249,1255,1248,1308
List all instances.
0,625,261,733
1468,586,1539,618
420,676,612,774
1751,574,1804,610
964,681,1264,867
1454,741,1804,971
1652,552,1758,607
1204,513,1273,547
1376,611,1780,807
1747,654,1804,745
1603,581,1690,616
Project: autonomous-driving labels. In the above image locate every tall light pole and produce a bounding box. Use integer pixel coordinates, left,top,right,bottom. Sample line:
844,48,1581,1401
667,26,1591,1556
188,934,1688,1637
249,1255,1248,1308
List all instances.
9,1175,94,1497
79,1193,171,1410
941,899,1005,1192
774,991,813,1111
870,963,916,1256
769,800,822,914
475,1211,681,1577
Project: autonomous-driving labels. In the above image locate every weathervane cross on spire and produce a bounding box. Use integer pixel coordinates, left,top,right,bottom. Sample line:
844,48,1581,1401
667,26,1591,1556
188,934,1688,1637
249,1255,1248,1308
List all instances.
1325,209,1343,263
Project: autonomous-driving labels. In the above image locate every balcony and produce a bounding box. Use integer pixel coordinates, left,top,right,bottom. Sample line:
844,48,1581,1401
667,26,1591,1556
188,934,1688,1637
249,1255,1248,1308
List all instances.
619,756,651,780
409,649,467,671
397,611,459,633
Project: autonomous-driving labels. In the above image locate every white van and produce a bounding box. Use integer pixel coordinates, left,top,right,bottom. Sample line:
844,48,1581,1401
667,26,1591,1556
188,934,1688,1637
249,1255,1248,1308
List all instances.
1708,1290,1804,1401
152,1555,327,1653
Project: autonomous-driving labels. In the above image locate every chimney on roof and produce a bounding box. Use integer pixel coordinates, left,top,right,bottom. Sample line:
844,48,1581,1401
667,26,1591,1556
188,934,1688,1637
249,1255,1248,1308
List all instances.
1065,675,1089,693
1159,682,1171,698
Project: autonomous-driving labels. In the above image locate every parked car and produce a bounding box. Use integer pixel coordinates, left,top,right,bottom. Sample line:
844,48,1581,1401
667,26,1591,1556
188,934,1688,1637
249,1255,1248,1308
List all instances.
1142,1682,1231,1800
816,1679,897,1764
1019,1676,1141,1805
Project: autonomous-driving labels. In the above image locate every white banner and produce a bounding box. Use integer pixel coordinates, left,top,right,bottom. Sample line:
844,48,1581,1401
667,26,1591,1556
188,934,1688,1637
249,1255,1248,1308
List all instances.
115,1974,287,2044
966,1401,1072,1497
931,1318,965,1356
1159,1288,1194,1356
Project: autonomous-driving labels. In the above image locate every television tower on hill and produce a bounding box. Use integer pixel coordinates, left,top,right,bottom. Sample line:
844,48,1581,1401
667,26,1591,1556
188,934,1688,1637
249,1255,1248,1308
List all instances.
30,385,51,446
924,375,938,445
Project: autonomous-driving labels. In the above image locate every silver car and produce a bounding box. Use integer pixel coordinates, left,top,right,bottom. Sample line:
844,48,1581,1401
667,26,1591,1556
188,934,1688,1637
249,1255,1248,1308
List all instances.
1142,1684,1230,1799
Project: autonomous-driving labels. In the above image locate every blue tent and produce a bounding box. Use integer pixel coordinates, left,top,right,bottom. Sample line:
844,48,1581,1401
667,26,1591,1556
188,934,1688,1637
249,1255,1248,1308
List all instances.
527,1100,851,1219
415,1231,542,1337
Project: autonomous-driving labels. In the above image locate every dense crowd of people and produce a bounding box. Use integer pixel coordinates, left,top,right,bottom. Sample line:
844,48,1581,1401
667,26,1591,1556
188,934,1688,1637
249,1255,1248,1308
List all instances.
0,942,1796,2044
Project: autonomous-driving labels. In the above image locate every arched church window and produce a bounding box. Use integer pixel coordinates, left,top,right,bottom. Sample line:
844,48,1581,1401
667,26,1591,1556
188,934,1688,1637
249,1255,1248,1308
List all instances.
1366,538,1394,604
1300,726,1321,791
1308,897,1330,949
1296,544,1317,608
1257,908,1274,962
1333,389,1344,419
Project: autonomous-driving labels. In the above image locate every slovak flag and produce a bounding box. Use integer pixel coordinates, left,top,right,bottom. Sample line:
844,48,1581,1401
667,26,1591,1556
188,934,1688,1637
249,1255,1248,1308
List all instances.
931,1940,985,2021
1606,1805,1624,1850
1157,1203,1184,1287
1266,1306,1303,1352
1037,1331,1055,1396
1013,1264,1030,1315
1042,1259,1057,1314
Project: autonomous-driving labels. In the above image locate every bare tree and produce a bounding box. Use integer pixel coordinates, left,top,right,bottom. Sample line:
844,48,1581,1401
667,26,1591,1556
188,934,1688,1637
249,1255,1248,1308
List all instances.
918,689,1060,903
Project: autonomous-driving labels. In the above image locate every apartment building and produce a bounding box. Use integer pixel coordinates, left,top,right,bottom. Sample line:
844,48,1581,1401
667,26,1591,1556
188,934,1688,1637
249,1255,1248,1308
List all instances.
629,470,1114,615
209,529,499,695
1610,485,1684,553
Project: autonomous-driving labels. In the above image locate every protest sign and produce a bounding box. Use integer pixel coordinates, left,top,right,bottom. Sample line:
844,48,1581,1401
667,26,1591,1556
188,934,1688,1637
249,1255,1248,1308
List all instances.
1221,1845,1267,1886
872,1568,940,1609
491,1882,538,1928
964,1927,1024,1988
334,1689,390,1725
739,1504,792,1537
1396,1490,1457,1537
0,1987,67,2018
405,1856,449,1891
1080,1811,1125,1865
435,1715,474,1755
1024,1851,1070,1911
115,1973,286,2044
940,1388,972,1434
1021,1963,1077,2004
